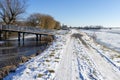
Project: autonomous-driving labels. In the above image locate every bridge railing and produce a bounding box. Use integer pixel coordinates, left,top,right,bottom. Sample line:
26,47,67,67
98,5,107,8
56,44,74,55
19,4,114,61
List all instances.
0,25,55,35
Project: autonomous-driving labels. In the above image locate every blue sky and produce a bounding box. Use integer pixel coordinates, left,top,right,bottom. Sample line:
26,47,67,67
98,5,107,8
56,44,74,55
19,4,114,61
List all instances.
26,0,120,27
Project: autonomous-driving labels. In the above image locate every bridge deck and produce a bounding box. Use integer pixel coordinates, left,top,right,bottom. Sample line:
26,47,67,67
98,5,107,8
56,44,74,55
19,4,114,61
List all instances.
0,25,55,35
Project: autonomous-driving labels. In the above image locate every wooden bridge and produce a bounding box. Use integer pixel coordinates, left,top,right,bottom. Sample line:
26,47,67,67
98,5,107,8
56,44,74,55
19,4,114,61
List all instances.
0,25,56,42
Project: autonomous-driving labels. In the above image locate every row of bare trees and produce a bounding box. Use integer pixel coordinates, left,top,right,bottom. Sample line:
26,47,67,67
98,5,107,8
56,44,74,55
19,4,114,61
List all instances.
0,0,61,29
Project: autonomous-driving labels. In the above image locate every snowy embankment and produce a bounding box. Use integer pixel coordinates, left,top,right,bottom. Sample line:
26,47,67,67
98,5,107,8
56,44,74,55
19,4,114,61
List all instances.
4,29,120,80
4,30,69,80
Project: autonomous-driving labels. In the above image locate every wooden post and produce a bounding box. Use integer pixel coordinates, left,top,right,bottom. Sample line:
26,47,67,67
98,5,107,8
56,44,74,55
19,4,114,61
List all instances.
5,31,7,40
36,34,38,45
18,32,21,46
18,32,21,42
22,33,25,46
0,31,2,40
22,33,25,42
36,34,38,41
39,34,41,44
39,34,41,41
0,25,1,40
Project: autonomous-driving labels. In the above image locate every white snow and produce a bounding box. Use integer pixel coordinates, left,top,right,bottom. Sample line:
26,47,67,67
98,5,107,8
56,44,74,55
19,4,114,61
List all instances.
80,29,120,52
3,29,120,80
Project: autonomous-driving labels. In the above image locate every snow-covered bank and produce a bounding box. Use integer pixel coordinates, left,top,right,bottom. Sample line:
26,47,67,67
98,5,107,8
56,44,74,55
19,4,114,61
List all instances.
4,30,69,80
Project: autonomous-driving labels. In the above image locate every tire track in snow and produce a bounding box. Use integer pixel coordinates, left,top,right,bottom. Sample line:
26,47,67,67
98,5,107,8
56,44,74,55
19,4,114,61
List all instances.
89,44,120,71
73,38,103,80
55,30,104,80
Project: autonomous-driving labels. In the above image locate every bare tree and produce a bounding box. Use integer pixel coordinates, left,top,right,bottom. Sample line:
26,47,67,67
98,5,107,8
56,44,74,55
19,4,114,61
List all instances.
0,0,26,25
27,13,42,27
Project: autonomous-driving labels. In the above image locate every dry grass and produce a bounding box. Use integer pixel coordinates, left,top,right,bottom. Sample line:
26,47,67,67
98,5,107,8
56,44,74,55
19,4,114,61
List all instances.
48,70,55,73
72,33,89,48
38,74,44,77
26,72,29,74
49,52,55,57
55,57,60,59
54,60,59,62
117,55,120,58
45,60,50,62
41,36,53,42
49,54,54,57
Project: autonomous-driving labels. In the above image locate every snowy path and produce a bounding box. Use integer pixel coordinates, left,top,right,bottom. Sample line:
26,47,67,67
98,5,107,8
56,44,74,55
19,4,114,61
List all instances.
54,34,73,80
54,31,102,80
55,30,120,80
4,29,120,80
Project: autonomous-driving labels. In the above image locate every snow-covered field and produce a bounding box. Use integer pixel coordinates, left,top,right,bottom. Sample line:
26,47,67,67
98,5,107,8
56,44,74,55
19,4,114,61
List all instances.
80,29,120,52
4,29,120,80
